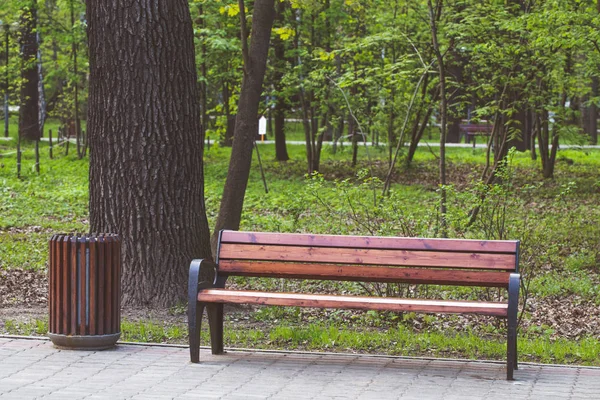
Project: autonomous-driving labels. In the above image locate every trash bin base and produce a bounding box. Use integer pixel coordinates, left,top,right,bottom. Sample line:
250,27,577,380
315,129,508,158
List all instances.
48,332,120,350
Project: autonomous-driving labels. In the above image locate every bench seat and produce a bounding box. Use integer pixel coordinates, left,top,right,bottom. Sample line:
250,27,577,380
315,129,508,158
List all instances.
198,289,509,316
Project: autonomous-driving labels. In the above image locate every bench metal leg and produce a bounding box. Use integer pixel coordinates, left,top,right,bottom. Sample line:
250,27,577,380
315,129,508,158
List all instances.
189,259,215,363
506,273,520,380
189,302,205,363
507,324,516,380
207,303,225,354
514,334,518,370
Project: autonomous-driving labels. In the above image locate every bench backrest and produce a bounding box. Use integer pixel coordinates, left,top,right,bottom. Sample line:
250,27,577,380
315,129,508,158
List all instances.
216,230,519,289
460,124,492,133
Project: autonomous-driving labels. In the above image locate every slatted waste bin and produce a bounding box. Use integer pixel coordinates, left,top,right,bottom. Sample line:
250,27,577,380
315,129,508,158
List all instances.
48,234,121,350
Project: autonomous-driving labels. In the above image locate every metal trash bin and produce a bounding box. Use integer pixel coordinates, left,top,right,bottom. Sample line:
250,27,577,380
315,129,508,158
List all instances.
48,234,121,350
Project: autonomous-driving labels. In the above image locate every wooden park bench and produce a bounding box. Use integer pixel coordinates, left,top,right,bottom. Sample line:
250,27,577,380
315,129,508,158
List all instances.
460,122,493,147
188,230,521,380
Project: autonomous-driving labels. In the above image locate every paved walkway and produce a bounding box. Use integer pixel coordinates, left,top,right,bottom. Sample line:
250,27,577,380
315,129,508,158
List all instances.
1,337,599,400
3,135,600,149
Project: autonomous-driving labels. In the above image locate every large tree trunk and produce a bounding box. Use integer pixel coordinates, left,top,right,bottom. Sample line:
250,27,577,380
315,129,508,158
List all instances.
212,0,275,252
87,0,212,307
446,117,460,143
19,0,40,141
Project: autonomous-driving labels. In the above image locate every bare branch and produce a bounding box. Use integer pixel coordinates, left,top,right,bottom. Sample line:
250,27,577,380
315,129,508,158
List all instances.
326,75,378,207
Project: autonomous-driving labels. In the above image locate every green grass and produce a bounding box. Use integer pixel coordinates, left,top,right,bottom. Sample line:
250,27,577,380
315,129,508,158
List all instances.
3,319,49,336
120,319,187,343
5,316,599,366
530,271,600,302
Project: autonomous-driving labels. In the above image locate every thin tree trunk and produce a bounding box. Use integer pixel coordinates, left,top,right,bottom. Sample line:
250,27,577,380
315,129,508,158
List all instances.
332,54,342,154
538,96,562,179
296,9,318,173
272,0,289,161
309,98,320,172
19,0,40,141
223,80,235,146
198,4,209,141
387,86,396,166
407,104,435,166
537,111,549,174
350,64,359,168
406,75,434,165
37,30,46,137
428,0,447,237
212,0,275,252
87,0,212,307
588,77,598,145
274,103,289,161
300,89,314,173
71,0,82,158
530,111,537,160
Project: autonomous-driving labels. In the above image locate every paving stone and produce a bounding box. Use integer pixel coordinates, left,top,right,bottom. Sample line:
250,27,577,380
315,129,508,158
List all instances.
1,338,600,400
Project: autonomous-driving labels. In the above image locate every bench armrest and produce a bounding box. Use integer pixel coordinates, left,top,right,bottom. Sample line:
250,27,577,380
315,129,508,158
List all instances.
188,259,218,302
508,273,520,306
188,259,218,363
507,272,520,324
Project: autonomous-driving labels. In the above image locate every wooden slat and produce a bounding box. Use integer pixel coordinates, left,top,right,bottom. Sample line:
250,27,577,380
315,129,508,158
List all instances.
89,237,97,335
53,236,60,333
79,238,87,335
98,236,105,335
61,236,69,334
105,236,113,333
117,238,122,329
218,260,511,287
49,236,55,333
70,236,77,335
220,230,519,254
113,236,120,333
197,289,508,317
219,244,516,271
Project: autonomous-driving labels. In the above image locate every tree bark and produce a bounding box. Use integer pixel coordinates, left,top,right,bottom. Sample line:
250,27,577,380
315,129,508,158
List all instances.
87,0,212,307
212,0,275,252
19,0,40,141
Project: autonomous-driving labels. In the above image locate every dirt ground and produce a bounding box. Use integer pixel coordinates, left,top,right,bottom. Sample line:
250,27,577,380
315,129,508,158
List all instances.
2,268,600,341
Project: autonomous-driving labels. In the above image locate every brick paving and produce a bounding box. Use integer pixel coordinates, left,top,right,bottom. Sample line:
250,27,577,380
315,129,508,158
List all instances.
1,337,599,399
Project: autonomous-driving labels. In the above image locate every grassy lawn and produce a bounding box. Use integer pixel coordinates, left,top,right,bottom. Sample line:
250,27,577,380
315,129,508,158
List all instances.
1,120,600,365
